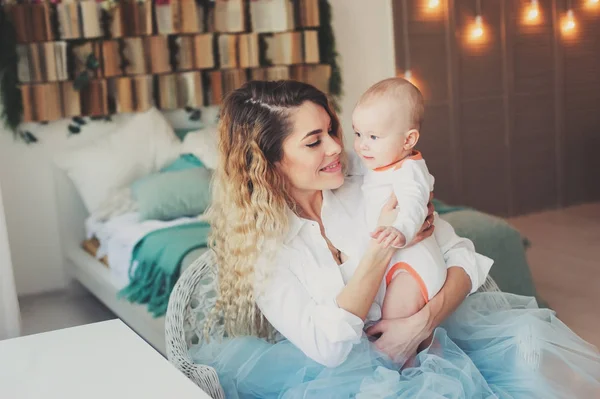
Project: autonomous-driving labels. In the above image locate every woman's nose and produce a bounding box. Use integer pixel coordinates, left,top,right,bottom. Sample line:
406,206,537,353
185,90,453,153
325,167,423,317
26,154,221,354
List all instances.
325,136,342,156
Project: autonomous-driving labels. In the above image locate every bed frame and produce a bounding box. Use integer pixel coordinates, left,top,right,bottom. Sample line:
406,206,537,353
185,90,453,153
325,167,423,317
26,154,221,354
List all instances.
53,167,167,355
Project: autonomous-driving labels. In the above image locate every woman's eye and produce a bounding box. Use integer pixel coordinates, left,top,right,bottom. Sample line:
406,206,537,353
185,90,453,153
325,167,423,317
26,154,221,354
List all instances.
306,140,321,148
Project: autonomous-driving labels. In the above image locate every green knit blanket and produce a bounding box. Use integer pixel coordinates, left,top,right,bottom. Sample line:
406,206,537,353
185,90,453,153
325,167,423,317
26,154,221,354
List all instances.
118,221,211,317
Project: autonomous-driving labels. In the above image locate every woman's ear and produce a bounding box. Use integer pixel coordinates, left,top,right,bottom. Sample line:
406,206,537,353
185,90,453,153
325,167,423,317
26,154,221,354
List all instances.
403,129,420,150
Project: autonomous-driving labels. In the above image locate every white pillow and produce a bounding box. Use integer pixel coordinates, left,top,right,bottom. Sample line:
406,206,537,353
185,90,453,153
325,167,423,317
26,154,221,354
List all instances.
181,124,219,170
55,108,182,213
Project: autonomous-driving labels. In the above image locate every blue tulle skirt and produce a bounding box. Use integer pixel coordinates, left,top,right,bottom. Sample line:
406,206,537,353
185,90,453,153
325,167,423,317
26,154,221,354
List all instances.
190,293,600,398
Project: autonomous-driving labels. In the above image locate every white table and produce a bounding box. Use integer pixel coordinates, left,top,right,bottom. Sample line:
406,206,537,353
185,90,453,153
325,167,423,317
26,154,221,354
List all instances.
0,319,211,399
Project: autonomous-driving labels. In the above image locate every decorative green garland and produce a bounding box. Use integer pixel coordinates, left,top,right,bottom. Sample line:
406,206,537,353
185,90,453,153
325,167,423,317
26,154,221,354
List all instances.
319,0,342,112
0,7,23,134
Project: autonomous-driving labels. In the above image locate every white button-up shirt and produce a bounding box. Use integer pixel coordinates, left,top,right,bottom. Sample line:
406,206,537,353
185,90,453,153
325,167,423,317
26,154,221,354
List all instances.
255,175,493,368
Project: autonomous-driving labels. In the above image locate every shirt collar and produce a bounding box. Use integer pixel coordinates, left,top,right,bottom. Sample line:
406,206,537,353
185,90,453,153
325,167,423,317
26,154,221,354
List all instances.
284,207,306,244
283,189,336,244
283,189,365,260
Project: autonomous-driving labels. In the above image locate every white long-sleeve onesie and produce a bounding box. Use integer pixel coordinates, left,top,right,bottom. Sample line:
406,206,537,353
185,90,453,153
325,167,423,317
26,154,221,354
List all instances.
361,151,446,301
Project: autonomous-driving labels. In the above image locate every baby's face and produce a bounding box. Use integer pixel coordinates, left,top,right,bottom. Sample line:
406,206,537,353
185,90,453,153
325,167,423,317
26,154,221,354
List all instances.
352,101,407,169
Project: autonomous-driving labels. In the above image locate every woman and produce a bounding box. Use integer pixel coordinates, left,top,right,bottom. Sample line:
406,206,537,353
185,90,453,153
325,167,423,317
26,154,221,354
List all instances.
192,80,600,398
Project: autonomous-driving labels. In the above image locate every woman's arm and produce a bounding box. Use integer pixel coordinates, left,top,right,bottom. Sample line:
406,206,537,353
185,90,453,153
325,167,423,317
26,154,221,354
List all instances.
256,238,396,368
256,263,364,368
424,266,472,328
434,215,493,294
336,242,395,319
336,194,402,319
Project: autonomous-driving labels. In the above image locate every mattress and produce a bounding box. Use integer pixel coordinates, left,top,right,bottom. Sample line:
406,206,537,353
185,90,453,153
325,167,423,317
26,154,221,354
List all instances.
82,235,207,284
83,211,208,287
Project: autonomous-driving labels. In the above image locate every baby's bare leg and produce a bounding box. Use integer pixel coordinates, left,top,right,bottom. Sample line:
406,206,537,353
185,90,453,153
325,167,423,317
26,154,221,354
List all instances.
382,272,434,368
382,272,426,320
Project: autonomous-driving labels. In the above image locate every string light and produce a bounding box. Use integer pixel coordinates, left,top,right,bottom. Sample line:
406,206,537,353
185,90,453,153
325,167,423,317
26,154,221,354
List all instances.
427,0,440,9
471,15,484,39
422,0,444,19
561,8,576,36
585,0,600,10
401,0,414,85
398,2,422,91
468,0,485,43
401,70,422,91
404,70,417,86
564,10,575,30
525,0,541,24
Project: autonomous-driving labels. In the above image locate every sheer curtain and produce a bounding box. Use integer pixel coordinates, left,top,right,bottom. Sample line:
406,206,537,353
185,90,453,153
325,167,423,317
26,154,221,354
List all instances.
0,179,20,340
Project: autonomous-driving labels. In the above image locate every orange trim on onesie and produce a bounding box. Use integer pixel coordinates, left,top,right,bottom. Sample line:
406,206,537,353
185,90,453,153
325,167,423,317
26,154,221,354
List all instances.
385,262,429,303
373,150,423,172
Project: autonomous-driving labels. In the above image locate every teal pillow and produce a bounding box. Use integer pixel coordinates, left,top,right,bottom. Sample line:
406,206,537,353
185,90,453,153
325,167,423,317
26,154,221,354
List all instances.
175,128,203,141
132,167,212,221
161,154,204,172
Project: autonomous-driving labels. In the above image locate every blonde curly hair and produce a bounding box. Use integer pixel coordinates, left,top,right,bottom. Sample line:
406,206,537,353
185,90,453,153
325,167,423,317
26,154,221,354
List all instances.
206,80,343,339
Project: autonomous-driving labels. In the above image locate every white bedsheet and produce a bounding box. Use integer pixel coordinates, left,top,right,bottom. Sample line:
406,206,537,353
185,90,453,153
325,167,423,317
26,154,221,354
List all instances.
85,212,206,285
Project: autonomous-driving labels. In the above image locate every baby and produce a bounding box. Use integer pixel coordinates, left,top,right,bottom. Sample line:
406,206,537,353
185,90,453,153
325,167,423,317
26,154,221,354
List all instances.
352,77,446,332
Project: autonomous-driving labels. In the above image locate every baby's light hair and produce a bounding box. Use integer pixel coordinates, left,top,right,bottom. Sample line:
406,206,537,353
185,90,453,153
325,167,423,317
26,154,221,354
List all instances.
357,77,424,131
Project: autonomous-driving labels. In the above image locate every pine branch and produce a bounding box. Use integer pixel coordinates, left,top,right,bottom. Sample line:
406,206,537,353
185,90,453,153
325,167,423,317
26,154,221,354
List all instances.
0,7,23,134
318,0,343,112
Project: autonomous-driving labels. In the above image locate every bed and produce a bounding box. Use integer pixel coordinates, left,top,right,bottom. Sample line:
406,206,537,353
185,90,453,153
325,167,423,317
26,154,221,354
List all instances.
51,108,217,355
54,167,200,354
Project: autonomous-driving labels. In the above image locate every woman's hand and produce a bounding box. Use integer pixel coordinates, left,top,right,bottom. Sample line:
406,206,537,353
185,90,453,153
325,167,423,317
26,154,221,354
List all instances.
365,306,433,364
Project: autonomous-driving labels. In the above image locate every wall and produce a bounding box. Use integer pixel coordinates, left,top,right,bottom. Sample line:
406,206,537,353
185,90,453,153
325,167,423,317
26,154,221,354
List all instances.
0,0,396,295
0,121,114,295
0,177,21,338
0,133,67,295
329,0,396,144
392,0,600,216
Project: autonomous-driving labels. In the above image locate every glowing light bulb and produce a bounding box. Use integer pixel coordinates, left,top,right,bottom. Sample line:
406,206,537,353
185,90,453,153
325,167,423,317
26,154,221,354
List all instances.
471,15,484,40
526,0,540,22
428,0,440,9
585,0,599,11
562,9,576,34
402,70,420,90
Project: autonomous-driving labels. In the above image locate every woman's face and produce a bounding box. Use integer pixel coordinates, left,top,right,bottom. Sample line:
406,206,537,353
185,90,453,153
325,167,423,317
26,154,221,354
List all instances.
277,101,344,194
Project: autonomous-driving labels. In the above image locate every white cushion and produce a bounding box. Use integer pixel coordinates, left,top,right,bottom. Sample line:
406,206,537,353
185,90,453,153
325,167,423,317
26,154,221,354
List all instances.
55,108,182,213
181,125,219,170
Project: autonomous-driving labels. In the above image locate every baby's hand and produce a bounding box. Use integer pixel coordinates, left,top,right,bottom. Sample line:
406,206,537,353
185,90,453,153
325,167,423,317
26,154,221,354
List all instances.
371,226,406,249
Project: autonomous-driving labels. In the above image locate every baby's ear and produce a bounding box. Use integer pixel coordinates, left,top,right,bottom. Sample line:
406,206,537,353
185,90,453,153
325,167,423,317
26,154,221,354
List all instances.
404,129,420,150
